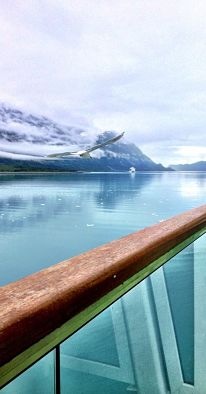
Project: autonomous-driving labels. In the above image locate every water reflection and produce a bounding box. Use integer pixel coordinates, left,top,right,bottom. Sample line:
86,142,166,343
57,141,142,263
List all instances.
179,174,206,198
0,173,155,234
0,172,206,286
94,173,155,209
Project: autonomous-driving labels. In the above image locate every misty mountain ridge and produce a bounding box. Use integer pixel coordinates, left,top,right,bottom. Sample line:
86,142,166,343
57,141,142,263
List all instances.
0,103,171,172
171,161,206,171
0,102,92,147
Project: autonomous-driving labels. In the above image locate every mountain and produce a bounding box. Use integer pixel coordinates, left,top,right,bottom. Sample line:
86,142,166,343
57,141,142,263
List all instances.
171,161,206,171
0,103,171,172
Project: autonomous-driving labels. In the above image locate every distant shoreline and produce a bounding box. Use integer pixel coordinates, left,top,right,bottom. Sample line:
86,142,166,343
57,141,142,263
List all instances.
1,170,206,175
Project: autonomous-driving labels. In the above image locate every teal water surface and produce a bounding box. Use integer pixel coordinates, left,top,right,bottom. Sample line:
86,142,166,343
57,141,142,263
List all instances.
0,171,206,286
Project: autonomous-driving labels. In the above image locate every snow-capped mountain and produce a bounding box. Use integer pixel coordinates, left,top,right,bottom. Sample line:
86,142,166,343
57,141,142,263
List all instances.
0,103,170,171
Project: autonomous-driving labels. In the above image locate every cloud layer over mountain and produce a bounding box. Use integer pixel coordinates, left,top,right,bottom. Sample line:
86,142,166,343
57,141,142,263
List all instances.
0,103,98,159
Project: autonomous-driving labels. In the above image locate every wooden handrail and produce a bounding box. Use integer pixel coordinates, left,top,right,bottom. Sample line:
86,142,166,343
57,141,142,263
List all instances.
0,204,206,386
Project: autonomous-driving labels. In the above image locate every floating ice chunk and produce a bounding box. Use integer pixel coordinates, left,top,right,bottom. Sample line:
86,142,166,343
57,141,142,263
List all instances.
127,385,137,392
86,224,94,227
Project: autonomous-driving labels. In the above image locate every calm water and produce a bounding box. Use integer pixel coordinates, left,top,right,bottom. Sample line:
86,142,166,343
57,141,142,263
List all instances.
0,171,206,286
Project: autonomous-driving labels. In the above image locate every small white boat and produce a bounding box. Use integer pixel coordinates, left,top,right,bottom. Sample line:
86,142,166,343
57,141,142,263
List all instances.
129,166,136,173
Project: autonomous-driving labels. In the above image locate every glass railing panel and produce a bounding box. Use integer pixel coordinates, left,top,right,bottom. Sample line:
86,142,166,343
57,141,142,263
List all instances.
62,308,120,366
163,243,194,384
60,302,136,394
1,351,55,394
152,232,206,392
60,232,206,394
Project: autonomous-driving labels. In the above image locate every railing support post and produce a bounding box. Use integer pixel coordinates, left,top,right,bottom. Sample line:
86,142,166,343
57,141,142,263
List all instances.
55,345,61,394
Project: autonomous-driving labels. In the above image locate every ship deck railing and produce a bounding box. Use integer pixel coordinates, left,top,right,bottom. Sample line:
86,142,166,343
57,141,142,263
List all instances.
0,205,206,391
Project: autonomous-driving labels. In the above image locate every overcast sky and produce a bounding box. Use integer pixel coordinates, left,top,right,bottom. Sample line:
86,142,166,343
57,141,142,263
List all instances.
0,0,206,165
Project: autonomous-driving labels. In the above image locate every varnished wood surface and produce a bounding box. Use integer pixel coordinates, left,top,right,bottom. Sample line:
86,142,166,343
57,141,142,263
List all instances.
0,204,206,367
